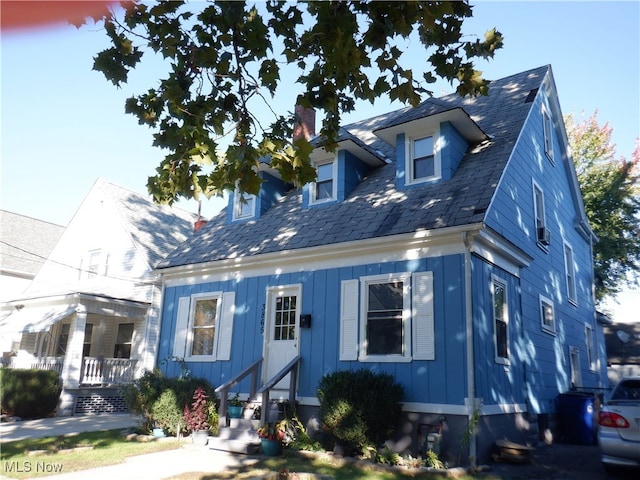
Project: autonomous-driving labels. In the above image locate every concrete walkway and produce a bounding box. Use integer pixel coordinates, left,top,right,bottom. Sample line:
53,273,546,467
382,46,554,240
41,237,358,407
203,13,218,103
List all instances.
0,414,142,443
0,414,261,479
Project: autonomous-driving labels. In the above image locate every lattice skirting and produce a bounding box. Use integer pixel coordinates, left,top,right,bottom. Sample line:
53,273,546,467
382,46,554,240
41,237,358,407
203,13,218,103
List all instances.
74,393,129,414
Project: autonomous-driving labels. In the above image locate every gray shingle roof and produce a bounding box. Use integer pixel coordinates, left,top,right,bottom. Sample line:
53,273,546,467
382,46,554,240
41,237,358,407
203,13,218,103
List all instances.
95,179,197,269
0,210,65,276
158,66,550,270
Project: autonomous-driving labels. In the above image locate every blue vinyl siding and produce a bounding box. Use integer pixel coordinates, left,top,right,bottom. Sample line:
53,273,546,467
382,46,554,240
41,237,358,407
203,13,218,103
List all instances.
259,172,287,216
158,254,470,406
485,85,601,414
440,121,468,181
471,256,524,407
337,150,370,202
395,133,407,190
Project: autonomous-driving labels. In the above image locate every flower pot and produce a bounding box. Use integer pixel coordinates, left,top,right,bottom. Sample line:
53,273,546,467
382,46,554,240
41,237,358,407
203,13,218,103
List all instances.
191,429,210,446
260,438,283,456
228,405,243,418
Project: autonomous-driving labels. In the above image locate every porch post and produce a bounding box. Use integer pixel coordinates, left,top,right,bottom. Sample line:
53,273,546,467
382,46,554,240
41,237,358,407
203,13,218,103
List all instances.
57,306,87,416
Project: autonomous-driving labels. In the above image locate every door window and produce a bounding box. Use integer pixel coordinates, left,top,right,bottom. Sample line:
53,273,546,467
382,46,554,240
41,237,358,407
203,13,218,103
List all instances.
274,295,297,341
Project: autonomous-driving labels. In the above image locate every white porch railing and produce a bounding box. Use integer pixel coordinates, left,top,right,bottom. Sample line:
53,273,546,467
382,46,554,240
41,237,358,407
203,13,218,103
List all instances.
0,356,64,374
80,357,137,386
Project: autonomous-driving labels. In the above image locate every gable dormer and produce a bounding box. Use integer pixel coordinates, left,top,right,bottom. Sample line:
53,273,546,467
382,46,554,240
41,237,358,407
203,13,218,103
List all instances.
302,130,387,208
374,107,488,190
228,167,289,223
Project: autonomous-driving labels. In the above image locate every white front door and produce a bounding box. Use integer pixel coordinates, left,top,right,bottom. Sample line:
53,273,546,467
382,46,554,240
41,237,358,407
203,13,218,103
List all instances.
263,285,301,392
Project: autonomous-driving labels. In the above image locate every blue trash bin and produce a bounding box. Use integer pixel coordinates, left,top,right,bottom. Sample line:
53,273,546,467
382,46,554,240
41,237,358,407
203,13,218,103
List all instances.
557,392,597,445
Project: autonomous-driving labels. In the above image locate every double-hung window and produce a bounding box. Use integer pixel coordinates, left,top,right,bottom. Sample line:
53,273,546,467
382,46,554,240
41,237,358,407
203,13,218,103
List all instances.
56,323,70,356
364,275,407,357
311,160,335,203
564,242,577,304
114,323,134,358
540,295,556,334
233,189,256,220
340,272,434,363
533,180,549,247
173,291,236,362
408,134,440,184
80,249,109,280
492,275,509,364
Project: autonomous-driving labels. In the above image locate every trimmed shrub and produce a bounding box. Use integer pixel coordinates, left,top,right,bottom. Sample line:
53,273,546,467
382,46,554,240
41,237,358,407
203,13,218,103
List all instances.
317,369,403,453
151,390,183,436
1,368,61,418
122,369,216,434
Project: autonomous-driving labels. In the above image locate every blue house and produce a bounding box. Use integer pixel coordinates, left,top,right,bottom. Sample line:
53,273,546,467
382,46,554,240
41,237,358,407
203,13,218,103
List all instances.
154,65,609,463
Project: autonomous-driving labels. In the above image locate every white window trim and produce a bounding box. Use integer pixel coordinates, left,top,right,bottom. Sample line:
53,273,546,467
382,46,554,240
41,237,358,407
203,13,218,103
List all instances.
491,274,510,365
173,291,236,362
532,179,549,249
310,158,337,205
542,104,554,162
585,323,595,372
359,272,412,363
232,189,256,220
539,294,556,335
563,241,577,305
406,129,441,185
84,249,109,280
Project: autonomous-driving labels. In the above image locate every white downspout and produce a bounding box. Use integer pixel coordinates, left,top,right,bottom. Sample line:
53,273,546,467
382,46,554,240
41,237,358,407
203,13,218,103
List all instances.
463,232,477,465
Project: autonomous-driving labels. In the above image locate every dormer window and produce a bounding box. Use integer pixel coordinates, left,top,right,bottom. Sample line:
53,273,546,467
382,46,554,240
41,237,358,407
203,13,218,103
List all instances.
413,136,435,179
407,132,440,184
311,159,336,204
233,190,256,220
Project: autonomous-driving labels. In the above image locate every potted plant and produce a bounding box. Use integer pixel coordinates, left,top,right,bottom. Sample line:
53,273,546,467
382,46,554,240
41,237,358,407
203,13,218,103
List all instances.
227,393,243,419
183,386,210,446
257,420,287,456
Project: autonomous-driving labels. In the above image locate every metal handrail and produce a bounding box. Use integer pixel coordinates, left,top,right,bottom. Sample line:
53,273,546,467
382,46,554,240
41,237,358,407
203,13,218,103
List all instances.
257,355,301,425
214,358,262,429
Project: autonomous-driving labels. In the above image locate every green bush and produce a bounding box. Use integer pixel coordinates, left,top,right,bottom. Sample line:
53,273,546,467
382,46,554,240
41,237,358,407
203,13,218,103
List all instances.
0,368,61,419
317,369,403,453
151,390,184,436
122,369,216,434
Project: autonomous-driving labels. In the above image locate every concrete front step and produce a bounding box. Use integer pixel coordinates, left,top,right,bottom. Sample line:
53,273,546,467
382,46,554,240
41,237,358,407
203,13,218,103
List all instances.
208,423,261,454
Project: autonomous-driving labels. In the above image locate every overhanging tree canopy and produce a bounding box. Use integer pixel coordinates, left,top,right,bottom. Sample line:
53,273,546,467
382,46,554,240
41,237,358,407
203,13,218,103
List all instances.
90,0,503,204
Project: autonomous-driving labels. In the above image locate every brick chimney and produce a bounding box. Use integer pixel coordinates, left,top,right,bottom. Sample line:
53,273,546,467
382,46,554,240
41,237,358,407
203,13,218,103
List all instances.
193,201,207,232
292,104,316,141
194,219,207,232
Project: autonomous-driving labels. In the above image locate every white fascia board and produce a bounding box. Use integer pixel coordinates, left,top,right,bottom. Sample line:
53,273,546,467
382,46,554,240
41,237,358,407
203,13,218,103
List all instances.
374,108,488,145
160,223,485,287
469,228,533,277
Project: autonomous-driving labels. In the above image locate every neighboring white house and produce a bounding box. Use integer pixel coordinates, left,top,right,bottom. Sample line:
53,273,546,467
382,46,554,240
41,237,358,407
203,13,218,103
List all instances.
0,178,197,415
0,210,65,353
0,210,65,303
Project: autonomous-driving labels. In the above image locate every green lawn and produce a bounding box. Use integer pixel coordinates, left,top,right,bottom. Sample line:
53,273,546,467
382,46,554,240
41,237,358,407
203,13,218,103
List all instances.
0,432,509,480
0,429,181,478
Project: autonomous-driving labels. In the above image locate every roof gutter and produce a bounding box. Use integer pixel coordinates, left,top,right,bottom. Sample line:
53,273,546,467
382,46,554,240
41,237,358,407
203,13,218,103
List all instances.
156,223,485,281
